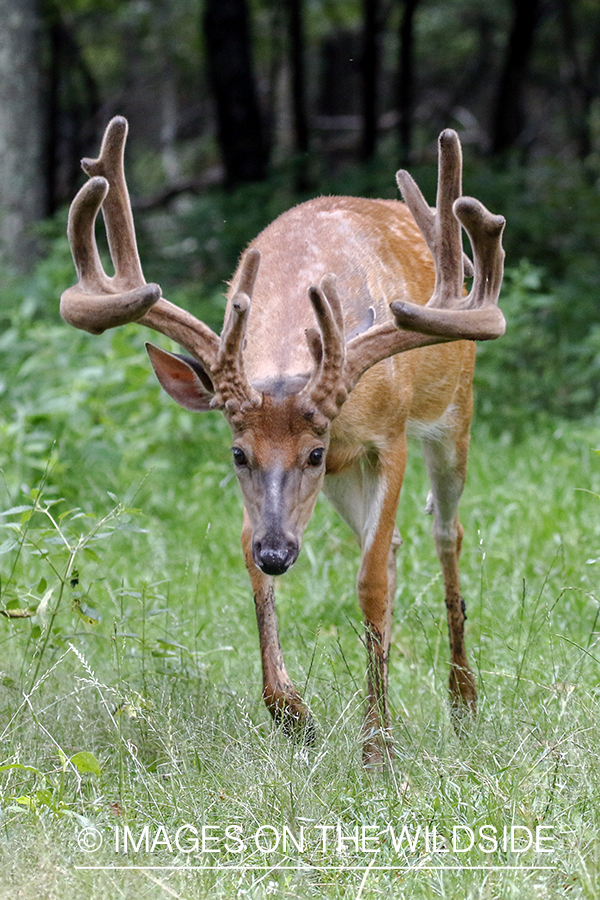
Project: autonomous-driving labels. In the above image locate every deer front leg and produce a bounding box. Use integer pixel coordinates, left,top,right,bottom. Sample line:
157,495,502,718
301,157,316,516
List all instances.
241,509,315,743
357,480,404,766
438,519,476,715
324,439,406,767
423,415,477,720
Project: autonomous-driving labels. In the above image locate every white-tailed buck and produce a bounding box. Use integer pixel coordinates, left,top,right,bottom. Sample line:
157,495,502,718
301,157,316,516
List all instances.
61,118,505,765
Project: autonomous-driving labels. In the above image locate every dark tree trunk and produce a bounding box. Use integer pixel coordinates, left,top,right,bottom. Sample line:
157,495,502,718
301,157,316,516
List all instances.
286,0,309,189
203,0,269,184
447,13,495,146
46,18,61,217
0,0,44,269
397,0,420,166
44,4,100,214
490,0,541,154
360,0,380,161
558,0,600,160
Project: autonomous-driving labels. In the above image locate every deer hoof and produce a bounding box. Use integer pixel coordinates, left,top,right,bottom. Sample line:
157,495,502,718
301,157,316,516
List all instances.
362,723,395,771
449,666,477,735
268,696,316,746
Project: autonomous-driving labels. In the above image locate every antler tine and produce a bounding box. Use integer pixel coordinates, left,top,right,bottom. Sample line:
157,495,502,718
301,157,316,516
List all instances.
454,198,505,312
397,129,463,310
66,176,111,292
300,275,347,421
235,246,261,297
396,130,473,281
391,128,505,340
210,249,262,413
432,129,464,305
320,274,344,334
61,116,222,367
340,130,507,392
60,174,161,335
81,116,144,290
390,197,506,341
304,273,343,368
389,201,506,340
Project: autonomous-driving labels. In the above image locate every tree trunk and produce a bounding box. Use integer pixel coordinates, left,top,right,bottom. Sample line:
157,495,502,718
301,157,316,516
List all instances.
360,0,380,161
558,0,600,160
490,0,541,154
203,0,269,184
397,0,420,166
286,0,309,189
0,0,44,269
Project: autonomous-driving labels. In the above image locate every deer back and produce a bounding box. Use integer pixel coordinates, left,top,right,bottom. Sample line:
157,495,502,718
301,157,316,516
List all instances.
232,195,475,450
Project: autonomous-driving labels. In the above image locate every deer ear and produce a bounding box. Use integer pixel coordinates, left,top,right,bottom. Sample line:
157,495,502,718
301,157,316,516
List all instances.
146,342,215,412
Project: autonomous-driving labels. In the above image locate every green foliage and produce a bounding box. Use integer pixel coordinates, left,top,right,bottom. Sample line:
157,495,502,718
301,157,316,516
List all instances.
463,156,600,424
1,222,600,895
465,155,600,336
474,260,600,430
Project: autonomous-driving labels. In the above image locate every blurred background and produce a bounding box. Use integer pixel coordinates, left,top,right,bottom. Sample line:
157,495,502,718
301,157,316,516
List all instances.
1,0,600,427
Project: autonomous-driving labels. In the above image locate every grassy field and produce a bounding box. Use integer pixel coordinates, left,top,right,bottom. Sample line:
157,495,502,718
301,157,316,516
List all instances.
0,310,599,899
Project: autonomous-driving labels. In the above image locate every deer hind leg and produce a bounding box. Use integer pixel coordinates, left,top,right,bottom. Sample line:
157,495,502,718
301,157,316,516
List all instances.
324,438,406,767
241,508,315,744
422,426,476,719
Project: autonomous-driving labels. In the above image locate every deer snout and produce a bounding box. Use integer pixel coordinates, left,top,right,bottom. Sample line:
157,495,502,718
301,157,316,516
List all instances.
253,536,299,576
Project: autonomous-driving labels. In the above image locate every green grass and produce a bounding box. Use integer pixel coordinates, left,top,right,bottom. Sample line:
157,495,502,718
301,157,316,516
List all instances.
1,303,600,898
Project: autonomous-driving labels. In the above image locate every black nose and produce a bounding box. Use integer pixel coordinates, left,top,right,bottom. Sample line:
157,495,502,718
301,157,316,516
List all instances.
253,539,299,576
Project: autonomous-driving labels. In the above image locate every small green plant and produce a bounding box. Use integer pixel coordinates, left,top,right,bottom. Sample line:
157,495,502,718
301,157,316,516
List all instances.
0,483,149,687
0,750,101,823
475,260,600,430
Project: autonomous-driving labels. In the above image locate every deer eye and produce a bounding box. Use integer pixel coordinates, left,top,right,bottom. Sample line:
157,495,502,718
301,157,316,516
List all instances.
308,447,325,467
232,447,248,467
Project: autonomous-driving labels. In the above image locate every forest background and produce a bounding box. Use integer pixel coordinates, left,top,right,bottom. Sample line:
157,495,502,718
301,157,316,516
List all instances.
1,2,600,899
1,0,600,427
